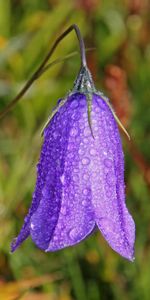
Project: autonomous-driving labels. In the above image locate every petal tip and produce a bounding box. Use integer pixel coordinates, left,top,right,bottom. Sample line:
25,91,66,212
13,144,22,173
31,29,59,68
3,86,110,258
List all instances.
126,249,135,262
119,242,135,262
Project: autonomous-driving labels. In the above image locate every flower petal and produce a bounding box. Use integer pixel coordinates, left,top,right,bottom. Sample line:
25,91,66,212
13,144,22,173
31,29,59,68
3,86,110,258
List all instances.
30,93,95,251
11,133,52,252
18,93,94,251
11,93,78,251
31,94,95,251
90,94,135,261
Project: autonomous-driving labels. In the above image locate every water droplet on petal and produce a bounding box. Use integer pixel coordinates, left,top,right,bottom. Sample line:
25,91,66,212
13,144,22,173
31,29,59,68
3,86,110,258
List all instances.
83,188,89,195
24,216,28,223
95,106,100,113
90,148,97,156
72,174,79,181
57,223,63,230
30,223,35,230
69,228,79,240
42,186,49,198
70,128,78,137
67,143,74,150
99,218,112,233
70,100,78,108
60,174,65,184
78,148,85,155
93,126,99,132
83,173,89,181
83,138,89,144
82,200,88,207
61,206,67,215
83,127,91,137
103,151,107,156
82,157,90,165
105,189,112,197
104,158,113,168
79,120,85,129
67,152,74,159
106,173,116,186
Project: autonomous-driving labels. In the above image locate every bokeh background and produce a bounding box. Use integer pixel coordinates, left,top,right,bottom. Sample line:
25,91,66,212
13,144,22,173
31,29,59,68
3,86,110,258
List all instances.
0,0,150,299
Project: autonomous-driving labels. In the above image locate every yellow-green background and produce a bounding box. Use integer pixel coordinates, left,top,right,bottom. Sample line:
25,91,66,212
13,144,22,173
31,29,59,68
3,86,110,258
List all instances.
0,0,150,299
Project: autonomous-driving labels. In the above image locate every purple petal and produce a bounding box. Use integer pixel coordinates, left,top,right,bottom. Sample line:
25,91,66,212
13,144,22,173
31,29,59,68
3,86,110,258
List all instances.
11,96,70,252
11,130,52,252
30,93,95,251
89,94,135,261
12,93,95,252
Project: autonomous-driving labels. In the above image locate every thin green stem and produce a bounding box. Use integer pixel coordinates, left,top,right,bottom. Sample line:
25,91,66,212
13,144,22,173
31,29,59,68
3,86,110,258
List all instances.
0,24,87,119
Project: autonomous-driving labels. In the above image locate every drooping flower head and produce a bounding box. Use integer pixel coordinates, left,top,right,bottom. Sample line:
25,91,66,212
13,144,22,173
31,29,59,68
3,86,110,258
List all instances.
11,65,135,261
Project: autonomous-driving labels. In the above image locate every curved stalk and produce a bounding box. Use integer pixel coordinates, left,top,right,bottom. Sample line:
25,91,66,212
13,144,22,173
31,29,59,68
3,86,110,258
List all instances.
0,24,87,119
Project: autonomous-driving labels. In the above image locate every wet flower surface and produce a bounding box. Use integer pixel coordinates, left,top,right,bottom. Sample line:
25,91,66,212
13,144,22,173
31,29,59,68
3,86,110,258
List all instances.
11,92,135,261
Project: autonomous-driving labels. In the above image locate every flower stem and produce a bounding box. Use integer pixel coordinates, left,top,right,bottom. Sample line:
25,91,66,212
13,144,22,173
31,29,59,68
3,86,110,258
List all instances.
0,24,87,119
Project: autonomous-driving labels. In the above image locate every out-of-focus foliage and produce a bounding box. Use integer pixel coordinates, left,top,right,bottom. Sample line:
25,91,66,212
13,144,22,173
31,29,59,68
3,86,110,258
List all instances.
0,0,150,299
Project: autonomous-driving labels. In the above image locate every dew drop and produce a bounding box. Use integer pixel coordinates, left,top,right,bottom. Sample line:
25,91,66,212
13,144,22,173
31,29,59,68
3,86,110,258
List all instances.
67,152,74,159
69,228,78,240
83,112,87,119
84,127,91,137
92,171,99,178
60,174,65,184
24,216,28,223
61,206,67,216
106,173,116,186
83,188,89,195
94,126,99,132
82,200,88,207
71,113,76,120
42,186,49,198
72,174,79,181
61,231,65,237
68,143,75,151
104,158,113,168
83,173,89,181
99,218,112,233
70,128,78,137
79,121,85,129
103,151,107,156
74,192,79,198
30,223,35,230
106,189,112,197
83,138,89,144
70,100,78,108
78,148,85,155
82,157,90,165
53,132,59,139
90,148,96,156
57,223,63,230
76,136,81,143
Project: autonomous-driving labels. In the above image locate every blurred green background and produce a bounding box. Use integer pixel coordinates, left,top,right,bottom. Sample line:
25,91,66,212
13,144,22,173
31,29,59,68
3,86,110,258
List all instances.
0,0,150,299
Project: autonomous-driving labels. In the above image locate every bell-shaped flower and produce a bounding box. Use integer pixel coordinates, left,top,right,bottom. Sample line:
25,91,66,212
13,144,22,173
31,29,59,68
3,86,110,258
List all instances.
11,66,135,261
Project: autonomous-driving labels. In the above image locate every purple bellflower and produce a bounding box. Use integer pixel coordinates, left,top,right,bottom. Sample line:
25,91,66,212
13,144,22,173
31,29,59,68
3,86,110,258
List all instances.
11,65,135,261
